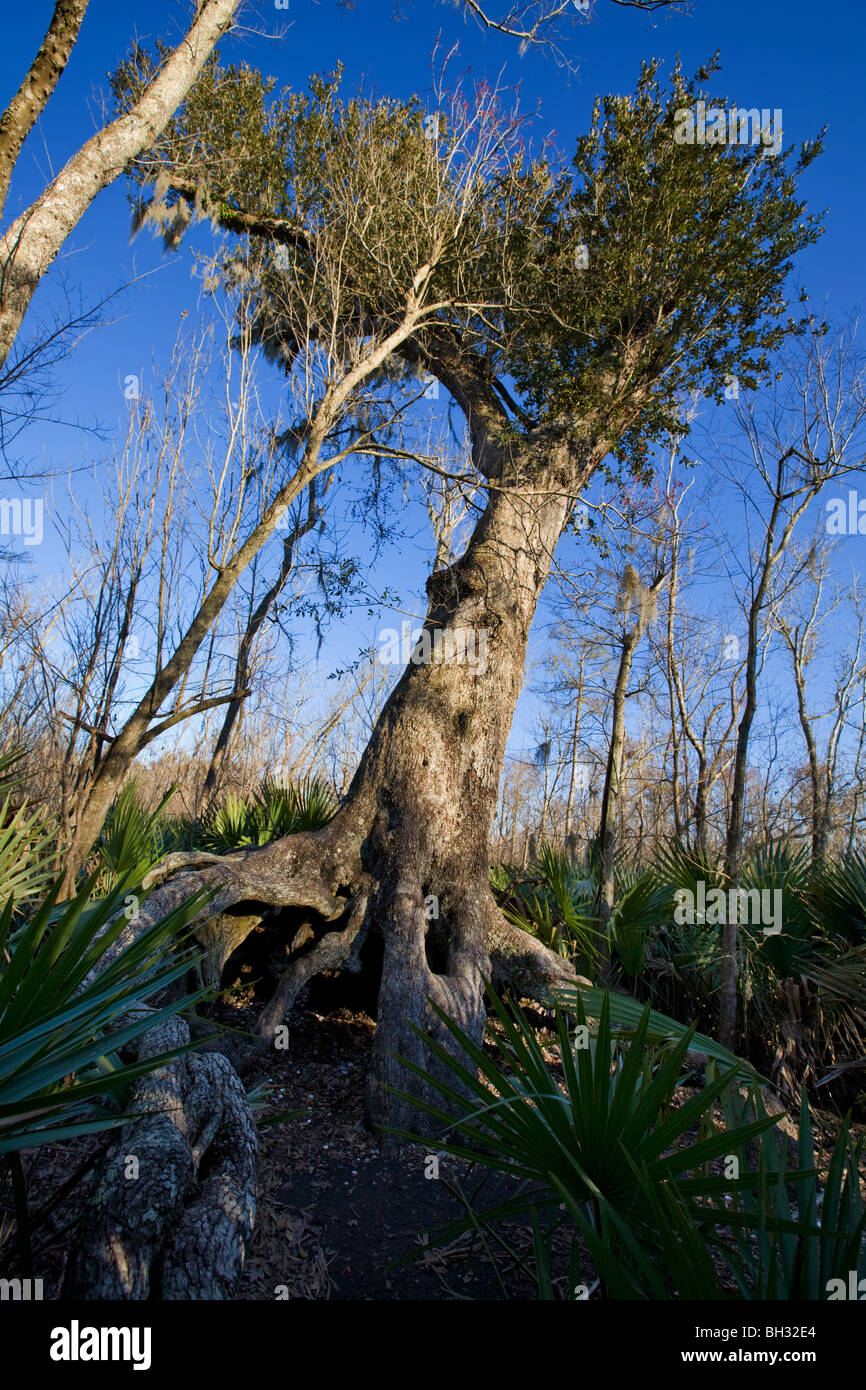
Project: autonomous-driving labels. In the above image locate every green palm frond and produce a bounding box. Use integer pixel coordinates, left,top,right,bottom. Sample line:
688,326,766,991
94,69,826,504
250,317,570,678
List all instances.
0,870,212,1157
553,979,761,1082
609,866,670,978
197,793,257,852
716,1083,866,1299
252,782,299,840
97,779,176,890
806,851,866,948
387,990,782,1298
650,839,723,903
283,774,337,831
0,747,56,910
739,842,814,978
500,843,600,967
196,775,337,853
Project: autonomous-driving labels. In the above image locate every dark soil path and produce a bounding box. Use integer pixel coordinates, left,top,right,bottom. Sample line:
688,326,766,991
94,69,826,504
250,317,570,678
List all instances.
232,1000,536,1300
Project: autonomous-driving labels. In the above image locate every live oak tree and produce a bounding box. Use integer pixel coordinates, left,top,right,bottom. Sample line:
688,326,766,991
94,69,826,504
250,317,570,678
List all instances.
0,3,681,869
48,68,545,887
0,2,745,1312
101,54,824,1137
0,0,676,373
0,0,684,828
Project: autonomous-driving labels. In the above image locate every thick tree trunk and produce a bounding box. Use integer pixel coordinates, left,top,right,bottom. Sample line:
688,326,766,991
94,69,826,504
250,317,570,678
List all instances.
345,454,587,1130
118,436,599,1140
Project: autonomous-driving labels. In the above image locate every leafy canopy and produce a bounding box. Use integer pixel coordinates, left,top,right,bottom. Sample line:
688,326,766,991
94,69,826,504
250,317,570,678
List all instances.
114,50,823,476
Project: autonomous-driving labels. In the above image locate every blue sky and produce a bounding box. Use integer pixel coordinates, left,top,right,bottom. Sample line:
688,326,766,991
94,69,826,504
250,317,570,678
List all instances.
2,0,865,778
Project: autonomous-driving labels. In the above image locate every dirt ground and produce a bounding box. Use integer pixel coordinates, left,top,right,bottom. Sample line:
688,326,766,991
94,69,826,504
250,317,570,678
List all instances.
0,991,543,1302
235,1001,541,1300
2,984,860,1303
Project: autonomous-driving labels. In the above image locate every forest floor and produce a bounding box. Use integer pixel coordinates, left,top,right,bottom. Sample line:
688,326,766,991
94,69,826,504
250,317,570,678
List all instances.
3,983,862,1302
230,993,547,1301
1,988,546,1302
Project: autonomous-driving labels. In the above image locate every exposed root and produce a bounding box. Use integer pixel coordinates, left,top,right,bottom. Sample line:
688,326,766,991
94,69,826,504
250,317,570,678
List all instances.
158,1051,258,1300
485,901,592,1003
257,892,370,1037
136,830,581,1027
142,850,229,890
64,1015,257,1300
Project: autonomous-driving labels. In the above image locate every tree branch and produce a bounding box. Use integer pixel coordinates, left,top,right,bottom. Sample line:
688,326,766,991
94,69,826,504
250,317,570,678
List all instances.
0,0,89,219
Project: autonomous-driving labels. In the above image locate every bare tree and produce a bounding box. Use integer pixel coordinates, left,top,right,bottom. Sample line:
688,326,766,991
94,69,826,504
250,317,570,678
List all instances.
201,478,326,805
712,320,866,1045
778,546,866,864
593,558,667,971
652,472,744,855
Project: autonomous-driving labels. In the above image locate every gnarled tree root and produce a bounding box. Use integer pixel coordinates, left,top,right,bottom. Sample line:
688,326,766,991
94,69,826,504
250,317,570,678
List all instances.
64,1016,257,1300
98,819,800,1152
131,826,585,1040
486,906,592,1000
256,891,369,1037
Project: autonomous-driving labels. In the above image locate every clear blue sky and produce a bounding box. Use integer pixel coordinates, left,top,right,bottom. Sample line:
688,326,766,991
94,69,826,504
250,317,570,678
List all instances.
2,0,864,771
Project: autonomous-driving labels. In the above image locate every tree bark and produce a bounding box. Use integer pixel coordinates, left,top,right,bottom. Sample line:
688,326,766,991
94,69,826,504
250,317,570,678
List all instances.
0,0,241,367
0,0,89,220
65,1015,257,1299
116,432,601,1137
